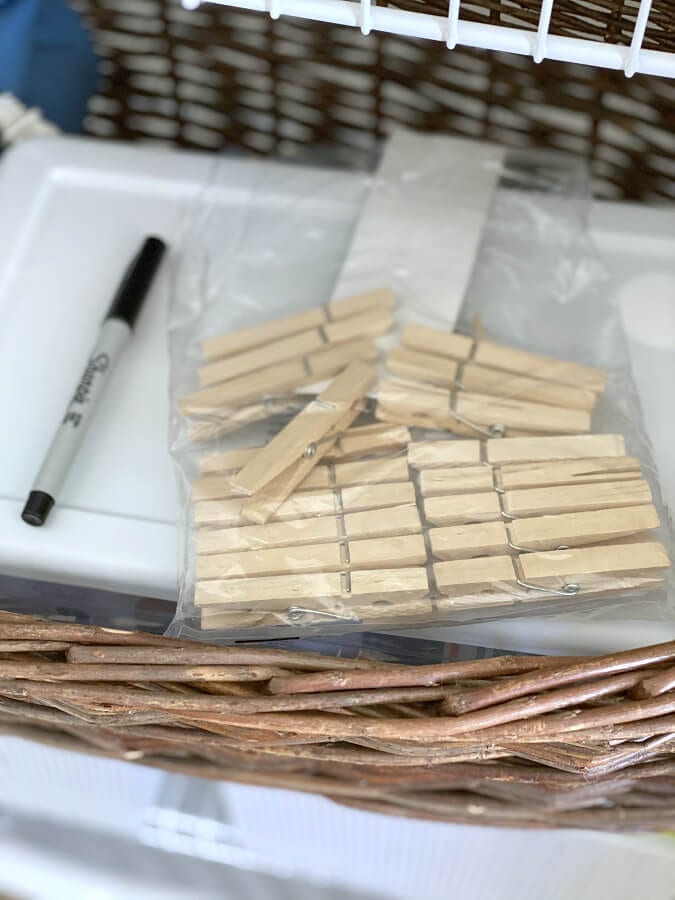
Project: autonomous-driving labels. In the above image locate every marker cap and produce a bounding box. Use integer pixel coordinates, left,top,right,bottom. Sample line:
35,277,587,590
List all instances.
22,490,55,526
106,236,167,328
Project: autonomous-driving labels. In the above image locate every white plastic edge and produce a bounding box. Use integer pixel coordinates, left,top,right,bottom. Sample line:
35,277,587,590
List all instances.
192,0,675,78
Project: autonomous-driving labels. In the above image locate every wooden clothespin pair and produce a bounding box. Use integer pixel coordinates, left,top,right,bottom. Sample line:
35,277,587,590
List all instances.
208,360,377,525
180,288,394,427
199,422,412,477
193,433,669,632
378,323,607,437
409,433,669,606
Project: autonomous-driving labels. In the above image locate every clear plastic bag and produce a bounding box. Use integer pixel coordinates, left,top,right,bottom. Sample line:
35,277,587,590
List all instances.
167,136,673,642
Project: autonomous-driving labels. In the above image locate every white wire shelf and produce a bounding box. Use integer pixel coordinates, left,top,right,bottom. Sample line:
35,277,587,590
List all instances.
188,0,675,78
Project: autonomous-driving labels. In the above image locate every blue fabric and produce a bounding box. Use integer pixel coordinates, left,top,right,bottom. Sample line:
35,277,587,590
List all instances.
0,0,98,132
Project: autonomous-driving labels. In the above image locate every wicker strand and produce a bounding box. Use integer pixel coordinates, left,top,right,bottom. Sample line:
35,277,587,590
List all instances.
0,611,673,830
443,641,675,714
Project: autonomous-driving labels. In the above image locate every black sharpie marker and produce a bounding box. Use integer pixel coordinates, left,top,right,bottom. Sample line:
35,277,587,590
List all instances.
22,236,167,526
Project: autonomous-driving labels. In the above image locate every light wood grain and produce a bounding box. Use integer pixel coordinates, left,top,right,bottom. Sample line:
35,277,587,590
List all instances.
376,401,485,438
197,535,427,580
199,327,324,387
195,455,408,507
197,515,342,554
192,473,244,502
423,491,502,526
200,424,411,476
200,592,434,629
195,482,417,527
232,361,375,495
202,306,327,361
342,505,423,541
197,572,346,607
378,380,590,435
196,505,422,554
240,405,359,524
429,521,509,560
196,567,430,608
201,289,393,363
455,391,591,434
498,457,641,490
502,479,652,517
387,348,459,387
188,398,291,443
520,541,670,582
407,440,482,469
402,323,474,361
376,381,486,437
181,338,376,416
348,534,427,569
485,434,626,464
508,505,660,551
419,465,494,496
473,340,607,392
323,306,393,343
182,358,309,415
301,456,410,490
434,555,517,592
325,424,411,461
459,362,597,410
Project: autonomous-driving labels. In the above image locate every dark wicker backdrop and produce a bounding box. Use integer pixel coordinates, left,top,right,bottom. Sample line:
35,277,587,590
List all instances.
75,0,674,201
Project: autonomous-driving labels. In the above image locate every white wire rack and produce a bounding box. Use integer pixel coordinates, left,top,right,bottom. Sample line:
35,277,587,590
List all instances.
188,0,675,78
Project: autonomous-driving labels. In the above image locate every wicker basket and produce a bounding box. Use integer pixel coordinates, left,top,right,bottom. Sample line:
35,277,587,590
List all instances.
1,610,674,831
74,0,674,201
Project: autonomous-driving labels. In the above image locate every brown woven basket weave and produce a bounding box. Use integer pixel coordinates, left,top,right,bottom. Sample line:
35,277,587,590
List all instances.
2,610,674,831
74,0,675,202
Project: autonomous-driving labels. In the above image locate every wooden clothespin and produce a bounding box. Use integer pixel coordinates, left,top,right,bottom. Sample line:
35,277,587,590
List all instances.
227,360,376,524
400,323,607,393
199,423,412,475
199,302,393,388
381,323,606,436
433,542,667,607
377,378,592,437
181,288,394,422
199,586,434,631
196,501,423,555
181,336,377,418
197,534,427,580
195,478,417,528
194,456,411,503
197,567,431,619
201,288,395,362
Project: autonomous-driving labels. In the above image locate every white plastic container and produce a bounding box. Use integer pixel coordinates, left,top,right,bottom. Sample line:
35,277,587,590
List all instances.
0,135,673,652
